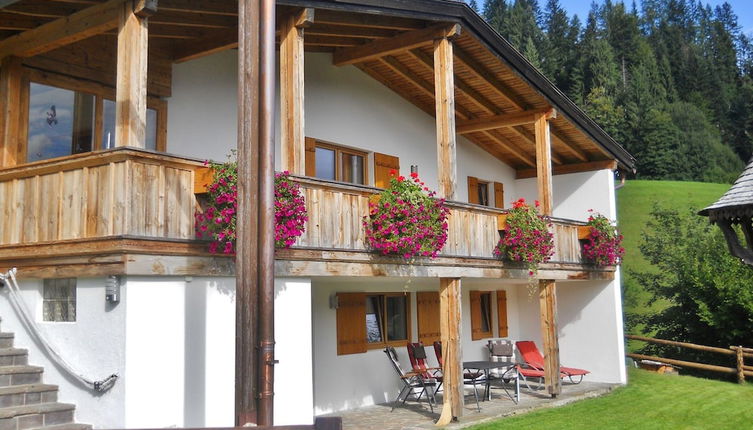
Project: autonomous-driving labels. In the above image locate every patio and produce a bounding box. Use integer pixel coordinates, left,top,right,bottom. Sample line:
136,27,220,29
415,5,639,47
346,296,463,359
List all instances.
326,381,618,430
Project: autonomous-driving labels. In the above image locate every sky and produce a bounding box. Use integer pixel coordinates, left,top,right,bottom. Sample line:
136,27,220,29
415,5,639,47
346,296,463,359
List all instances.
559,0,753,37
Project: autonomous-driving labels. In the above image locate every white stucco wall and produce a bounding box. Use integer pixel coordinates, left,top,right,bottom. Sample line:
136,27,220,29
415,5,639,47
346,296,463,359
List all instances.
515,169,616,221
167,51,518,204
122,276,312,427
0,278,126,428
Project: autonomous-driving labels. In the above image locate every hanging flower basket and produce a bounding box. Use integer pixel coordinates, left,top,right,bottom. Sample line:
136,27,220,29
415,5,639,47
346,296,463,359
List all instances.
194,155,307,254
363,171,449,259
493,198,554,276
581,210,624,266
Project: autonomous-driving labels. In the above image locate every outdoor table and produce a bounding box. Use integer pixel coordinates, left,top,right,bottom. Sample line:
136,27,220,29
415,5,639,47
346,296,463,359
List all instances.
463,360,519,404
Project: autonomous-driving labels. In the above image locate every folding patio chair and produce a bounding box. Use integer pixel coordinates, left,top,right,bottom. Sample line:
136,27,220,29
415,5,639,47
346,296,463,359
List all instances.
431,341,481,412
516,340,590,384
383,346,437,413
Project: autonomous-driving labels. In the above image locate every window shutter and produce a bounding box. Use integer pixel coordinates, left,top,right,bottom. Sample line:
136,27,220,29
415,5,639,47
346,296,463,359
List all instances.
494,182,504,209
497,290,508,338
336,292,367,355
470,290,483,340
374,153,399,188
467,176,479,204
417,291,441,345
305,137,316,177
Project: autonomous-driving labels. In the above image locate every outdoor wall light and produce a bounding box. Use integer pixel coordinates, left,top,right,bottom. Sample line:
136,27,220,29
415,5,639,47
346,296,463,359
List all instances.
329,294,339,309
105,275,120,303
411,165,419,174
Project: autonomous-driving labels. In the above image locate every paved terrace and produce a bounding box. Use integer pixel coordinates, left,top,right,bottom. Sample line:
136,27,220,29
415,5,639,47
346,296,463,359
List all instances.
326,381,618,430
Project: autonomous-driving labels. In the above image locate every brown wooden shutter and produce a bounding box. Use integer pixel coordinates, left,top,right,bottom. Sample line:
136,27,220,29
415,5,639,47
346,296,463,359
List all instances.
497,290,508,338
374,152,400,188
467,176,479,204
336,292,367,355
469,290,483,340
417,291,441,345
305,137,316,177
494,182,504,209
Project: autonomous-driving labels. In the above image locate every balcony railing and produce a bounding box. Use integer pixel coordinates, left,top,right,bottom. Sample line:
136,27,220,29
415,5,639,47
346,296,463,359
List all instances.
290,177,587,264
0,150,590,268
0,148,203,246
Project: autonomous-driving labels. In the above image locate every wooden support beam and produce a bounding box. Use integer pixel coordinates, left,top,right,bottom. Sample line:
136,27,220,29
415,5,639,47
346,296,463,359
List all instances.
313,9,426,31
539,280,561,397
434,36,457,200
457,108,555,134
437,277,463,425
280,9,312,175
115,0,148,148
0,56,23,167
534,109,561,397
0,0,129,59
405,49,535,168
534,112,553,215
333,23,460,66
515,159,617,179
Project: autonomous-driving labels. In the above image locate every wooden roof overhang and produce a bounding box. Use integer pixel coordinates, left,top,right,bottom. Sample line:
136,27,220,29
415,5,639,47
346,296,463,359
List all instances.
0,0,636,177
699,160,753,265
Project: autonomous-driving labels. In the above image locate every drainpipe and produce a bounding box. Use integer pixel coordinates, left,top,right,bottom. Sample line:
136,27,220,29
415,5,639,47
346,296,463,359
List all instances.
257,0,277,424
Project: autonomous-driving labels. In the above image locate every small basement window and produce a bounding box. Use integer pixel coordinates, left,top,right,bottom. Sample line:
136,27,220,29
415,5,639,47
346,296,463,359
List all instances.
43,278,76,322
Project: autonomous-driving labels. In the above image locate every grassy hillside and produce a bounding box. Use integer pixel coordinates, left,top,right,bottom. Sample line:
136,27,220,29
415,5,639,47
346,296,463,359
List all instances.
469,367,753,429
615,180,729,329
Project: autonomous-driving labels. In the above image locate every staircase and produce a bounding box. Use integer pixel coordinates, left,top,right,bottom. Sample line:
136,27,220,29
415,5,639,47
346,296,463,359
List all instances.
0,328,90,430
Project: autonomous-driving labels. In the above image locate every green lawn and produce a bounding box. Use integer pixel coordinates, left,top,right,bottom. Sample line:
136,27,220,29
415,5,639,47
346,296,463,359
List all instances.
615,180,729,336
469,367,753,429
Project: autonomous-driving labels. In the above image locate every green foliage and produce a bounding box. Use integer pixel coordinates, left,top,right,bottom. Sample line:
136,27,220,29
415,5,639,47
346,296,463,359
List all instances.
479,0,753,182
468,367,753,429
634,205,753,376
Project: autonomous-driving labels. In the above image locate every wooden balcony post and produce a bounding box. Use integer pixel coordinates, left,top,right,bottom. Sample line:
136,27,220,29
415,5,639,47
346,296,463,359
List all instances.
534,111,561,397
280,9,313,175
236,0,260,424
0,56,23,167
115,1,149,148
434,35,457,200
437,277,463,425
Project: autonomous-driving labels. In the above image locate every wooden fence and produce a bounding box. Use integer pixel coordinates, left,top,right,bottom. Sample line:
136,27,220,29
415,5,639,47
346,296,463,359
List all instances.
626,334,753,384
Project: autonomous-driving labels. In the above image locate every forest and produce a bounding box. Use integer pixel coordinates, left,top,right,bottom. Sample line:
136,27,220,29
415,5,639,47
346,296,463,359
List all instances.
474,0,753,183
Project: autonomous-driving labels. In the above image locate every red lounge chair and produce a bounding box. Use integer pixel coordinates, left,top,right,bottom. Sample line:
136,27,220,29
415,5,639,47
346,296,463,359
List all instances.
516,340,589,384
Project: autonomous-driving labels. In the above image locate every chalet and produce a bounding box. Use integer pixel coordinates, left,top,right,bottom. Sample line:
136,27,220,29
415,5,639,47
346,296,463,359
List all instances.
0,0,635,428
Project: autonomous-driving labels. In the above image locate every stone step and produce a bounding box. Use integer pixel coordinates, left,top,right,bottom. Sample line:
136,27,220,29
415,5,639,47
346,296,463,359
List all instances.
0,349,28,366
0,385,58,408
0,334,13,349
0,402,75,430
28,424,91,430
0,366,44,387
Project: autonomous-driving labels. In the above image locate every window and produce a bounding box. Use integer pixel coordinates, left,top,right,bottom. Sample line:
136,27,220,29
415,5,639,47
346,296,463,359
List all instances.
468,176,505,209
43,278,76,322
27,83,95,162
335,292,411,355
366,294,409,347
25,72,166,163
470,291,493,340
306,138,367,185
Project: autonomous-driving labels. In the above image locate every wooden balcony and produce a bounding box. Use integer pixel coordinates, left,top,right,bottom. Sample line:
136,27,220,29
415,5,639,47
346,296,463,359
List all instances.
0,150,612,280
277,177,613,280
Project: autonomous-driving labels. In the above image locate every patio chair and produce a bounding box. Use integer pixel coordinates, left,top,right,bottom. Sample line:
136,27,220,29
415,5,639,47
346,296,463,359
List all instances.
486,339,519,401
516,340,590,384
383,346,437,413
431,341,481,412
